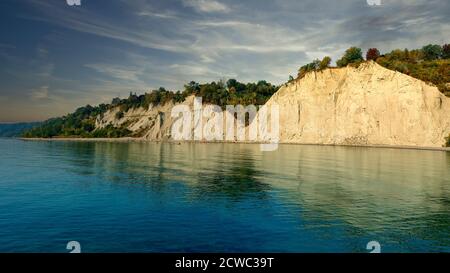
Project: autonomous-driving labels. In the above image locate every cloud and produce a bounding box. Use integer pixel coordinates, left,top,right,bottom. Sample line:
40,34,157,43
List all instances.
84,63,144,82
30,86,49,100
23,0,192,53
20,0,450,88
182,0,230,13
136,11,177,19
2,0,449,121
170,63,230,78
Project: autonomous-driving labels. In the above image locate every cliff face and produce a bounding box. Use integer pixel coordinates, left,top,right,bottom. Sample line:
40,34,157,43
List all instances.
96,96,197,140
267,61,450,147
96,61,450,147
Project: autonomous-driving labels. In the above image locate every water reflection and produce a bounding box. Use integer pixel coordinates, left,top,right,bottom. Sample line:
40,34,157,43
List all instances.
4,139,449,252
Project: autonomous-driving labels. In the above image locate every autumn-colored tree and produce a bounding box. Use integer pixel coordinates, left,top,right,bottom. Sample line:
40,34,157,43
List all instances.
443,44,450,59
366,48,380,61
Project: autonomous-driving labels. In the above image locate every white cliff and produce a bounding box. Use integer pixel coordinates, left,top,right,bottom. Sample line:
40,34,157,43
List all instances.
266,61,450,147
96,62,450,147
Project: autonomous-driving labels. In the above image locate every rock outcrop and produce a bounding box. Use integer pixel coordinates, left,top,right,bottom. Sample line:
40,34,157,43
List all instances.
96,61,450,147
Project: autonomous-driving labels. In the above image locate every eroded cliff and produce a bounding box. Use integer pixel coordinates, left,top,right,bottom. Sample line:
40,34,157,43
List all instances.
96,62,450,147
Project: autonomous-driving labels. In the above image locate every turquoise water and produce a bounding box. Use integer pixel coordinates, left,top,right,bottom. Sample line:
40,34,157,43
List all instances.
0,138,449,253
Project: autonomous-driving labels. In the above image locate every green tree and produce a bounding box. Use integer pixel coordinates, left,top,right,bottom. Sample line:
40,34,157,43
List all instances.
422,44,443,60
297,59,322,78
337,47,364,67
319,56,332,69
111,97,121,105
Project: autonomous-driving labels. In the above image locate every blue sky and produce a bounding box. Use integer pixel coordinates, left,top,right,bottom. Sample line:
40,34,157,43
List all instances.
0,0,448,122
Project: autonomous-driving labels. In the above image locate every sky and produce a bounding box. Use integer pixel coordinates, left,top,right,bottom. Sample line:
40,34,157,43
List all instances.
0,0,448,122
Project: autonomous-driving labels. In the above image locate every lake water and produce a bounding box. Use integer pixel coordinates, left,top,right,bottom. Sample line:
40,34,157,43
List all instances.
0,138,449,253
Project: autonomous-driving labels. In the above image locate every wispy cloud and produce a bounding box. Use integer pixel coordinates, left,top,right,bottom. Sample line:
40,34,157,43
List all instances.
30,85,49,100
22,0,191,53
136,10,177,19
182,0,230,13
84,63,144,82
1,0,449,121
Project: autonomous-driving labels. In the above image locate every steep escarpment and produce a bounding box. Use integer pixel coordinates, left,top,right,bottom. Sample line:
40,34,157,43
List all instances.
265,61,450,147
93,61,450,147
24,61,450,147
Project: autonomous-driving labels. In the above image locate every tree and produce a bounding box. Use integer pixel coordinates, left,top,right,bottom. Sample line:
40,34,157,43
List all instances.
336,47,364,67
443,44,450,59
312,59,321,70
297,60,320,78
111,97,121,105
336,58,347,68
184,81,200,94
366,48,380,61
422,44,443,60
319,56,331,69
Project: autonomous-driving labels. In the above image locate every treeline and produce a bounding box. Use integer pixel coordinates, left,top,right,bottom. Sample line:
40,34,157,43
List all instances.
114,79,278,112
184,79,278,106
21,104,127,138
294,44,450,96
376,45,450,96
22,79,278,138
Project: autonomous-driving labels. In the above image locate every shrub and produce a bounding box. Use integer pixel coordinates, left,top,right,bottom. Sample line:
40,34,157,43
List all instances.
297,58,330,78
115,111,124,120
91,125,131,138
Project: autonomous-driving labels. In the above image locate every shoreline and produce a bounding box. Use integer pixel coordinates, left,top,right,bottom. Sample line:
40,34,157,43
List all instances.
18,137,450,152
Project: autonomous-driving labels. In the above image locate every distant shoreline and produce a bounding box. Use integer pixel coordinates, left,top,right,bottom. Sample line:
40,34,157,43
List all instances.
18,137,450,152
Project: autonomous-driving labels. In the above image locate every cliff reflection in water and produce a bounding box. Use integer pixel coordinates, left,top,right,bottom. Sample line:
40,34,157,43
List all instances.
53,141,450,252
4,139,448,252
